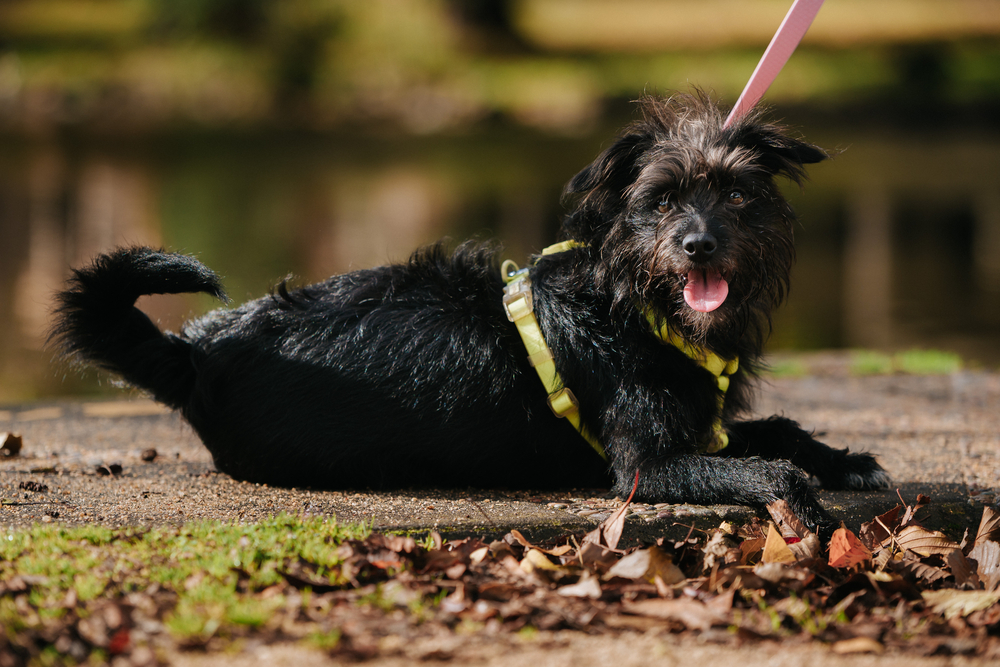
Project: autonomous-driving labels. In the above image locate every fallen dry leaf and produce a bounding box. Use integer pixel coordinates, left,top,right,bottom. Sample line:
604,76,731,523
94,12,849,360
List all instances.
509,530,574,558
702,529,739,571
829,527,872,568
583,470,639,553
766,499,812,540
860,505,901,549
605,547,685,585
577,540,618,571
899,493,930,527
753,561,810,586
892,525,960,557
521,548,566,574
739,537,765,565
922,589,1000,619
831,637,884,654
762,522,796,564
947,550,981,589
787,533,820,561
557,572,602,599
893,559,950,585
968,540,1000,591
974,506,1000,546
622,597,728,631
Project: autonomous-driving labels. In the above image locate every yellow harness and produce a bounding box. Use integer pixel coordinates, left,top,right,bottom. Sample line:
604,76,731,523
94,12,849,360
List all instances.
501,241,738,460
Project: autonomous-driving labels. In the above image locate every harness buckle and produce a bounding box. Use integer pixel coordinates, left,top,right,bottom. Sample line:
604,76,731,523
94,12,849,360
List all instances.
502,278,533,322
547,387,580,418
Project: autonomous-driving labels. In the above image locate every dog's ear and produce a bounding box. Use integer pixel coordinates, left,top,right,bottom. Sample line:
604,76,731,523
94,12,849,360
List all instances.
735,125,828,183
564,131,650,200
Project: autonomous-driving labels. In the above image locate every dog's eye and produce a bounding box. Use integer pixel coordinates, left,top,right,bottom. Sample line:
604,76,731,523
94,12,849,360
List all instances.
729,190,746,205
656,195,673,214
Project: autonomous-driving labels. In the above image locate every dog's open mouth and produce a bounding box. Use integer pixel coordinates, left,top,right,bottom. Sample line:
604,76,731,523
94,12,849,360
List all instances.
683,269,729,312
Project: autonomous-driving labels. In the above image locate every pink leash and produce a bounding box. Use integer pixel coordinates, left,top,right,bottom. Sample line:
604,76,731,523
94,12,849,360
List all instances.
723,0,826,128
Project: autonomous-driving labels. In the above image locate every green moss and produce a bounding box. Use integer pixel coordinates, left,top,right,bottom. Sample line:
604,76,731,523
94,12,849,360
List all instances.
0,513,369,650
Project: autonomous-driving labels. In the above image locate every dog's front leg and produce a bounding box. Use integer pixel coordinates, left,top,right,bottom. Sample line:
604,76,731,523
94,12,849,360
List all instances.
609,447,834,531
721,417,890,491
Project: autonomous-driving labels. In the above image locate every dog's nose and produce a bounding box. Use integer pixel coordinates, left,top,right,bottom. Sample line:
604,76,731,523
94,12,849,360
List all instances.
682,232,717,262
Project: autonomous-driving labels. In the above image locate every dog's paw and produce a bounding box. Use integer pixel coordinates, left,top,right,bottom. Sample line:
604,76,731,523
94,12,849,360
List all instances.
818,451,891,491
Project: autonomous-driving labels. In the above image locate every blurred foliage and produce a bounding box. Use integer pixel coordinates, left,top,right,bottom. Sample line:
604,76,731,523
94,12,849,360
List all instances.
850,349,963,376
0,0,996,134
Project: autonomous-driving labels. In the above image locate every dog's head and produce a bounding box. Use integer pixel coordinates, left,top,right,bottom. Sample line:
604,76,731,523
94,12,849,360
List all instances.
561,92,826,353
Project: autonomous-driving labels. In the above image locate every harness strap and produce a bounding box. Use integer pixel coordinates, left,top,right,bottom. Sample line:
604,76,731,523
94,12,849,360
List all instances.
643,308,739,453
502,245,606,461
502,241,739,460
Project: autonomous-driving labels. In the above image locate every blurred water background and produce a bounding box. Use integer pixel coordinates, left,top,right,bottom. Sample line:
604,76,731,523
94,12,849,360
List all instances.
1,0,999,401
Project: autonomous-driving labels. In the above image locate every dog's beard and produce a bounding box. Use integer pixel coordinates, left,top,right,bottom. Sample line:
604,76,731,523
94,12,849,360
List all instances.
632,234,770,351
599,193,794,355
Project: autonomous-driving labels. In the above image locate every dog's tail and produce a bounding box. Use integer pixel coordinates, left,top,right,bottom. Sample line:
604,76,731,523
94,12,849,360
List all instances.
50,246,227,409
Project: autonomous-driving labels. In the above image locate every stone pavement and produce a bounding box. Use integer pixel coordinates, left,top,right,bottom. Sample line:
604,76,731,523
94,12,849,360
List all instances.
1,357,998,542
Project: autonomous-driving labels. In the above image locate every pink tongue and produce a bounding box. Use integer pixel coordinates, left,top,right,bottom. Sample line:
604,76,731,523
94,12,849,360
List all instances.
684,269,729,312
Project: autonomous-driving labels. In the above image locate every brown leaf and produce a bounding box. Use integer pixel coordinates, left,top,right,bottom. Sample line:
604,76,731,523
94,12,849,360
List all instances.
712,566,768,592
863,570,924,600
761,522,796,564
968,540,1000,591
765,499,812,540
557,572,602,599
860,505,901,550
605,546,685,585
923,589,1000,619
753,561,810,586
828,527,872,568
488,539,516,560
577,540,618,571
975,506,1000,546
892,524,960,557
444,563,467,579
508,529,572,557
706,588,735,615
377,534,418,554
622,597,729,631
831,637,884,654
520,548,567,576
900,493,930,527
739,537,765,565
702,529,739,571
476,582,519,602
595,502,629,551
583,471,638,552
787,533,821,561
892,559,950,585
947,549,981,589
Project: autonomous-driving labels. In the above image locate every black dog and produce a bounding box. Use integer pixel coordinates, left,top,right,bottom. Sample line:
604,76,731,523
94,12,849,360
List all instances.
51,93,888,529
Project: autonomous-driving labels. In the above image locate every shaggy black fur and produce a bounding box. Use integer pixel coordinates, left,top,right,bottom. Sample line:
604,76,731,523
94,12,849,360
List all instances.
51,93,889,530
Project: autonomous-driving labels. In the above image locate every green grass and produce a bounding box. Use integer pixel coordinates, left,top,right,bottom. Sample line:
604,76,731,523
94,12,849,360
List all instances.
0,514,370,645
850,349,962,376
765,357,810,378
767,349,964,378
